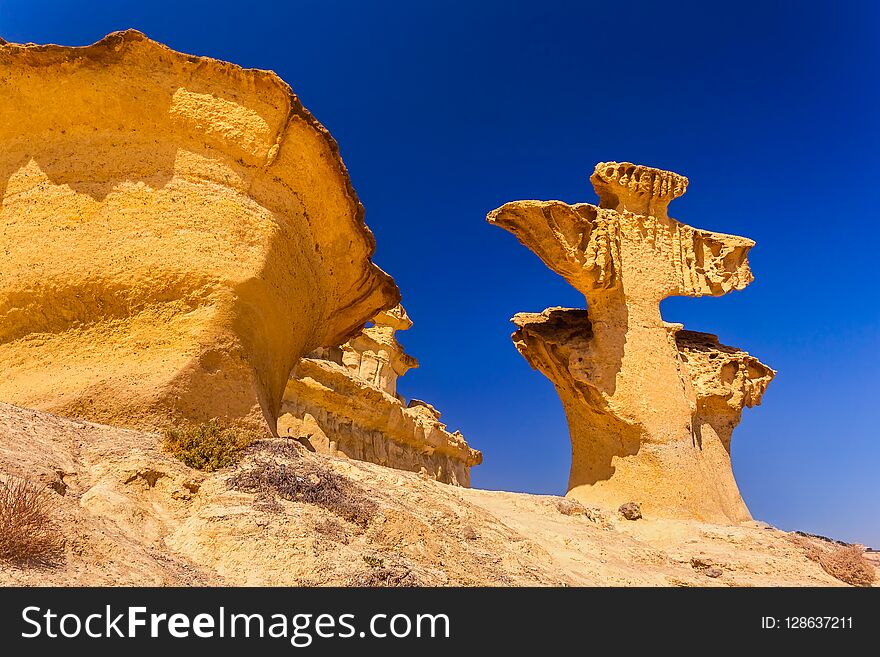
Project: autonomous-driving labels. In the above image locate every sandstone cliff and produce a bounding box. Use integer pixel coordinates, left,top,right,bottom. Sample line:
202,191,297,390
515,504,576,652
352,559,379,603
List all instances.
0,31,398,437
490,162,775,523
278,306,482,485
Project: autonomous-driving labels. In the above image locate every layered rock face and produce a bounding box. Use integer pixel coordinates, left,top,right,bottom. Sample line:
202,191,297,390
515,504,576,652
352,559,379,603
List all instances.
279,305,482,486
490,162,775,522
0,31,398,436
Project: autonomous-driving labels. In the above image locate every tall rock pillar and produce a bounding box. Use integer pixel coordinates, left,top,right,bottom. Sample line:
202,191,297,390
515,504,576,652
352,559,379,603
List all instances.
489,162,774,522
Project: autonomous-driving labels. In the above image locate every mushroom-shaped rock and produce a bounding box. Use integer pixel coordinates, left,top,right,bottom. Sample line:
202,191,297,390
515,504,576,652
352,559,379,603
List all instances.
372,304,414,332
489,162,754,300
492,163,774,522
0,31,399,437
279,305,482,485
346,304,420,395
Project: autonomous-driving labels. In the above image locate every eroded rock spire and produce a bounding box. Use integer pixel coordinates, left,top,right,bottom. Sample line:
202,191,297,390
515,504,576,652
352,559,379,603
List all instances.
489,161,775,522
279,304,482,486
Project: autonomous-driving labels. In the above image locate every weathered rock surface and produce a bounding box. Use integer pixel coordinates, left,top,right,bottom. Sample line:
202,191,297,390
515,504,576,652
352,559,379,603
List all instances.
0,31,398,437
278,305,481,485
619,502,643,521
490,162,775,522
676,330,775,519
1,402,864,587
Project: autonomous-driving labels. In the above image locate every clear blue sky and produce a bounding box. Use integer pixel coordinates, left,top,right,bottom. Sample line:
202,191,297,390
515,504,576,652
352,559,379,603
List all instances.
3,1,877,545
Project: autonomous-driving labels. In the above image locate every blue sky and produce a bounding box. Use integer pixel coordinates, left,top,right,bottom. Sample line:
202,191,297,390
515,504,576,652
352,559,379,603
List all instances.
2,1,877,545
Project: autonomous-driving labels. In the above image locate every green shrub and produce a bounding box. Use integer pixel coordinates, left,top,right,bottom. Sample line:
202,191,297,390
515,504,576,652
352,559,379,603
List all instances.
163,420,253,471
349,554,418,587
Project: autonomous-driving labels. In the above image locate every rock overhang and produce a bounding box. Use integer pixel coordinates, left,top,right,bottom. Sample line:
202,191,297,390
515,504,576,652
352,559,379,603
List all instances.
0,30,400,435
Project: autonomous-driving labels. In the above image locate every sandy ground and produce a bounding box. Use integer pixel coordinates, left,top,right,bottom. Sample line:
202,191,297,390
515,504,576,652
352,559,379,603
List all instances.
0,402,872,587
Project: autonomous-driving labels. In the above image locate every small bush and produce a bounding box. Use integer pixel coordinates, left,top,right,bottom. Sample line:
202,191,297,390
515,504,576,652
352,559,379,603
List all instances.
246,439,303,460
790,535,876,587
314,519,349,545
0,476,65,567
227,457,376,528
163,420,253,472
349,554,418,587
815,546,876,587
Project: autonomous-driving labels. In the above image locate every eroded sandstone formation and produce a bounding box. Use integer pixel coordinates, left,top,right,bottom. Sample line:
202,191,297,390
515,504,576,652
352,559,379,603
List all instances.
278,305,482,485
0,31,399,436
490,162,775,522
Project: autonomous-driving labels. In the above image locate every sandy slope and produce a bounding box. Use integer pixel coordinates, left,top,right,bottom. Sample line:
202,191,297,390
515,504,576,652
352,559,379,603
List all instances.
0,402,869,587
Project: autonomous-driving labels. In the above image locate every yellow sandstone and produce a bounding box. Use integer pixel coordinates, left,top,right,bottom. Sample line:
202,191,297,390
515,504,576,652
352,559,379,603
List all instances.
0,31,398,436
279,305,482,485
489,162,775,522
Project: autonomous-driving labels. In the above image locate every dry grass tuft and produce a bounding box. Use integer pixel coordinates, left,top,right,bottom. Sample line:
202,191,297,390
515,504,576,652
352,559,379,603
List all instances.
227,457,376,528
163,420,254,471
790,534,876,587
348,553,419,587
813,546,876,587
0,476,65,567
314,519,349,545
247,439,303,460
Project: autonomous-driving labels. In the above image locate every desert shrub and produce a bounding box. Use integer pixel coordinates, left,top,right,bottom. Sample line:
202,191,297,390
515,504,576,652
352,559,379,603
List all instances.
348,567,417,587
314,519,349,545
227,457,376,528
0,476,65,567
814,546,876,587
348,554,418,587
246,439,303,460
790,534,876,587
163,420,253,471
